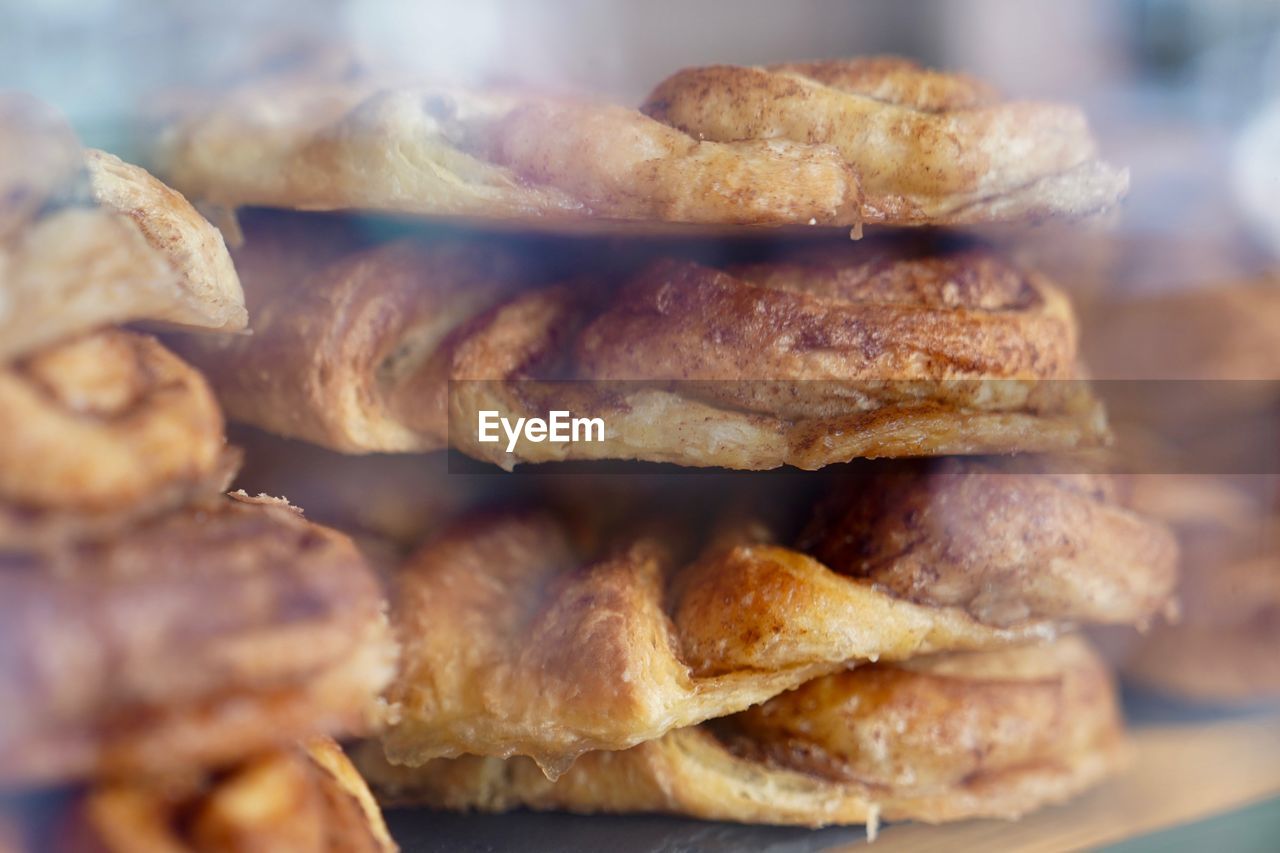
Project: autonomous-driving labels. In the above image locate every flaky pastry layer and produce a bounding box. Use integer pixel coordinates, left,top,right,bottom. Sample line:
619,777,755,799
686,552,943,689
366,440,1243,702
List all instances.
362,637,1128,828
378,463,1172,774
152,56,1123,229
0,96,245,363
172,224,1107,468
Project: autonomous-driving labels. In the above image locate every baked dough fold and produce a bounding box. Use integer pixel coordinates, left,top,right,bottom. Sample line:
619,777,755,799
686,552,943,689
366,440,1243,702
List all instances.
0,493,396,788
172,225,1107,468
151,56,1123,228
362,637,1128,827
378,463,1173,774
0,95,245,363
643,57,1129,225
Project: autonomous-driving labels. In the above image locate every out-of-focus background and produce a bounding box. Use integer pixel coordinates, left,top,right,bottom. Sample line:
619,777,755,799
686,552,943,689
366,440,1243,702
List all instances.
3,0,1279,271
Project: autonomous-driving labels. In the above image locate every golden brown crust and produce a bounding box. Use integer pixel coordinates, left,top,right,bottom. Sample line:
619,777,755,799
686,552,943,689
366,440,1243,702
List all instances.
800,459,1179,629
153,81,859,228
378,466,1172,773
0,331,229,528
643,58,1129,225
0,95,245,362
85,149,246,333
1120,475,1280,701
55,738,396,852
153,57,1122,228
361,637,1129,827
174,225,1107,467
0,494,397,788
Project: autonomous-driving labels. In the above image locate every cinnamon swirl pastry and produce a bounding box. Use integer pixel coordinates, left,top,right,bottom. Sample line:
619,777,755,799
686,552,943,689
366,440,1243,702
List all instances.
362,637,1128,827
0,330,235,546
643,57,1129,225
53,739,396,853
0,493,397,788
1120,475,1280,701
172,226,1107,468
0,95,245,363
151,56,1121,229
377,462,1173,774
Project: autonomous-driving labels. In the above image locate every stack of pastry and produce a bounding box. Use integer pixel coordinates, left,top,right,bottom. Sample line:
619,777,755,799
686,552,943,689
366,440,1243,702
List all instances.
140,57,1183,833
0,96,397,851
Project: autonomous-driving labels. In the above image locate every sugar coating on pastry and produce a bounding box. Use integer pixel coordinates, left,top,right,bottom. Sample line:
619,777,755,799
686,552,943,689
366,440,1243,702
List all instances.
151,56,1123,229
171,224,1109,468
0,494,397,788
643,57,1129,225
53,738,395,852
376,464,1173,774
361,636,1129,827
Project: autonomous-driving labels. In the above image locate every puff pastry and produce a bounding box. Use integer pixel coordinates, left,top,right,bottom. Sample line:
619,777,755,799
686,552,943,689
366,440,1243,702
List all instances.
1120,475,1280,701
0,330,235,547
378,461,1173,774
643,57,1129,225
0,493,396,788
172,224,1107,468
151,56,1123,229
51,739,396,853
362,636,1128,828
0,96,245,363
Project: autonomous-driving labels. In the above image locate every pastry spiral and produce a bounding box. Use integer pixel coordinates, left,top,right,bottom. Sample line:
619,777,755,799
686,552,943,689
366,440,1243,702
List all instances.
151,56,1120,229
643,57,1129,225
377,462,1173,775
0,330,235,546
172,222,1107,469
26,739,396,853
362,637,1128,828
0,493,396,788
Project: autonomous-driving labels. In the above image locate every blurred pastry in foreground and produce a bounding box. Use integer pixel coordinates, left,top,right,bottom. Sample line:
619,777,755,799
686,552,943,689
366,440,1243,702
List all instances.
0,94,245,363
151,56,1123,229
362,637,1127,828
0,493,396,789
0,330,237,546
171,224,1108,469
643,57,1128,226
11,738,396,852
1119,475,1280,702
377,460,1174,774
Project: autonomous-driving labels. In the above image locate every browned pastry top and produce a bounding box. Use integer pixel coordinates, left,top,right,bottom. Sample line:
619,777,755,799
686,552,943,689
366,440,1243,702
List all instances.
173,225,1107,467
361,637,1128,827
0,494,396,787
152,56,1122,229
643,57,1128,225
379,462,1173,773
800,459,1179,628
50,739,396,852
0,330,228,529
